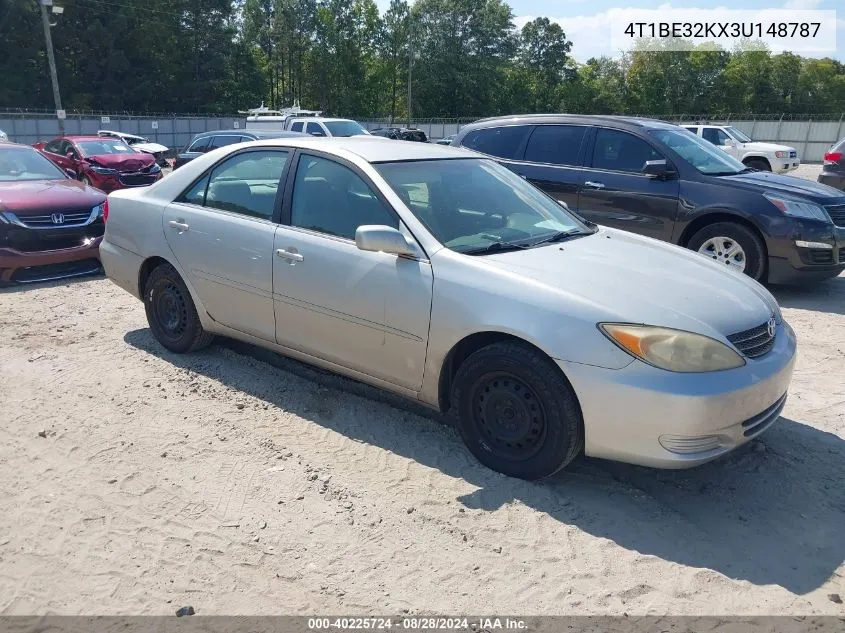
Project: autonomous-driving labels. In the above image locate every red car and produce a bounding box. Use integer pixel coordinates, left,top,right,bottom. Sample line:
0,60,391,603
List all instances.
0,142,107,284
34,135,162,193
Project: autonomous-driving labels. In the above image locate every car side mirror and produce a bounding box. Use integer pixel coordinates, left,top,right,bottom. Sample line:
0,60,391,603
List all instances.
643,159,673,179
355,225,415,257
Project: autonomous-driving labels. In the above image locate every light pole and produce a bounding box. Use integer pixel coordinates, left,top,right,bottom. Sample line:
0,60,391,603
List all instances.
38,0,64,133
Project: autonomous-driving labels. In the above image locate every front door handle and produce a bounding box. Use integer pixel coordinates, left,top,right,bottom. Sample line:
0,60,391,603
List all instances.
584,181,606,190
276,248,304,263
168,220,190,232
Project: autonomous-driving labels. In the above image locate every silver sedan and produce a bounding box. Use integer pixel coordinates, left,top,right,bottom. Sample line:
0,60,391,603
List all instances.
100,137,796,480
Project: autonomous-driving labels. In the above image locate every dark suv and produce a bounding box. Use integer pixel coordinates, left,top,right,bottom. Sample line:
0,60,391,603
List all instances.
453,115,845,283
172,129,306,170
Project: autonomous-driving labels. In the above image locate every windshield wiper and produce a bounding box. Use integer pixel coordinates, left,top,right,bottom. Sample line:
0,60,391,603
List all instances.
459,240,531,256
529,229,585,248
710,167,755,176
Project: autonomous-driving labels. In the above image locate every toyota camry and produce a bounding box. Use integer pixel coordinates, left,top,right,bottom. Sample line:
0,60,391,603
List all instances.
99,137,796,480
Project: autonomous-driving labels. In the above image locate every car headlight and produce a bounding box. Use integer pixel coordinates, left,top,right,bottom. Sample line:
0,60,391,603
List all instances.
598,323,746,373
774,151,788,158
89,165,118,175
150,163,161,173
764,193,830,221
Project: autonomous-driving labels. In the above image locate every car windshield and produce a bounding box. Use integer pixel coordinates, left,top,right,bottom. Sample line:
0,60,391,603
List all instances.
323,121,368,137
0,147,67,182
726,126,752,143
650,129,749,176
375,158,590,254
77,140,134,156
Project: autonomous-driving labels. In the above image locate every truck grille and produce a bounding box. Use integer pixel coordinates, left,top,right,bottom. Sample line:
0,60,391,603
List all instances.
826,204,845,228
727,321,776,359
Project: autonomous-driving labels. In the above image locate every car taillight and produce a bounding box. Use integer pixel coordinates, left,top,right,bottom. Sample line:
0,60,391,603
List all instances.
103,199,109,222
823,151,843,164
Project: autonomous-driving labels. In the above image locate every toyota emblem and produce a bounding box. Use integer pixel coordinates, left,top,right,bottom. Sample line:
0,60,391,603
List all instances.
51,213,65,225
767,316,776,338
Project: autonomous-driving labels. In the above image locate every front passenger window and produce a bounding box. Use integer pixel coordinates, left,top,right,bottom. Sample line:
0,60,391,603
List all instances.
290,155,398,240
591,129,663,174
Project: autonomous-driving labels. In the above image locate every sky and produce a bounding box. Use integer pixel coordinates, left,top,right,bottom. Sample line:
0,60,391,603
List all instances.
377,0,844,63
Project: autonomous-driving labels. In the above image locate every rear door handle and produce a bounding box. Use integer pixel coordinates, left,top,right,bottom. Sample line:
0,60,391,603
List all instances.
584,181,606,190
276,248,304,263
168,220,190,232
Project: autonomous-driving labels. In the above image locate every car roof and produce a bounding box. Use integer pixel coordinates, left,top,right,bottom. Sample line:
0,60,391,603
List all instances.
465,114,680,131
0,141,35,150
61,135,120,142
194,129,304,139
290,117,357,123
232,136,477,163
98,130,145,138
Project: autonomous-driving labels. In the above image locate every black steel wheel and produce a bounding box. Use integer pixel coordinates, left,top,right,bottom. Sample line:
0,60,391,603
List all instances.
143,263,214,353
450,341,584,480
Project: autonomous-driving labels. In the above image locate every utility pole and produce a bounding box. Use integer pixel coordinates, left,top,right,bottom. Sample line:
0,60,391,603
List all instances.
407,19,413,129
38,0,64,134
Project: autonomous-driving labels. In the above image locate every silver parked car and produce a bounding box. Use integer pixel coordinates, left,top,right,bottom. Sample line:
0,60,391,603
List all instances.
100,137,796,480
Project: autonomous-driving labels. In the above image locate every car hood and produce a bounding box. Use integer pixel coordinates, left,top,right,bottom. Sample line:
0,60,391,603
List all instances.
481,227,780,341
131,141,168,153
741,141,795,153
717,170,845,202
85,153,155,171
0,179,105,215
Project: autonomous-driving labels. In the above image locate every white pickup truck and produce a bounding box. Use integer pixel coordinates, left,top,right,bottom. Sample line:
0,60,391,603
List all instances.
683,124,800,174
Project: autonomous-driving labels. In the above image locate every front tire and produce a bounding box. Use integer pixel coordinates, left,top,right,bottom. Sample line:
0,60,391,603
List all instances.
143,263,214,353
449,342,584,480
688,221,767,282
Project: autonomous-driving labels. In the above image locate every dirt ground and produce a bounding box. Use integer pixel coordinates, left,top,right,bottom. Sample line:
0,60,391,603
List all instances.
1,163,844,616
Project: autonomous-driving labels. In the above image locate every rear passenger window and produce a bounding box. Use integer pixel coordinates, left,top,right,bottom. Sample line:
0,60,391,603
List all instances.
683,127,698,134
591,129,663,173
188,136,210,153
179,175,210,206
306,122,326,137
523,125,586,166
183,150,290,219
460,126,531,160
209,135,243,150
290,122,304,132
290,155,398,240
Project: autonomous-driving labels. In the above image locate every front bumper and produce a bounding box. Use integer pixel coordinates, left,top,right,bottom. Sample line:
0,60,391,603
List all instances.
0,237,102,283
87,170,162,193
766,218,845,284
774,159,800,174
818,172,845,192
559,320,797,468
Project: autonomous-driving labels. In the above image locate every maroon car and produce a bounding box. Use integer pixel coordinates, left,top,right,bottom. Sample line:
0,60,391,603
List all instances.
0,142,107,284
34,135,162,193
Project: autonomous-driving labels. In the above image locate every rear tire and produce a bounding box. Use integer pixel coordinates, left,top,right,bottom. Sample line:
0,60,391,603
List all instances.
745,158,771,172
449,342,584,480
688,221,767,282
143,263,214,353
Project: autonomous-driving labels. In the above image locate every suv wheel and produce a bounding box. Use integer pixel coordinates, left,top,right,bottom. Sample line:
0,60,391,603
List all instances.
688,222,767,281
745,157,771,171
449,341,584,480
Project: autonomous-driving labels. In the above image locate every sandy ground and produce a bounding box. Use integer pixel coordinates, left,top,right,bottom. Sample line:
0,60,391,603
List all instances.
1,163,844,616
